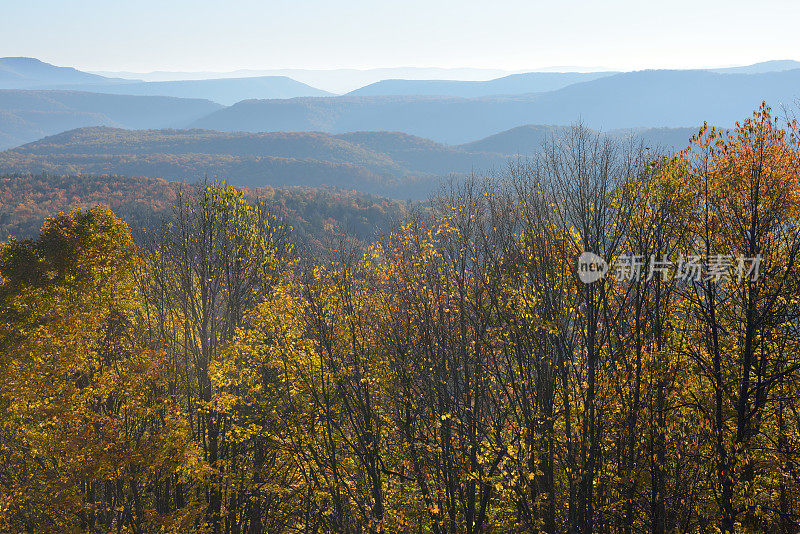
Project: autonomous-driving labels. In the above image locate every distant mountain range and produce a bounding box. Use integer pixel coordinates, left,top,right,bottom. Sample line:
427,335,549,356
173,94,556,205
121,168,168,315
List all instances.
44,77,331,105
1,57,798,158
0,125,697,198
347,72,616,97
190,68,800,143
3,57,797,242
93,62,800,93
0,57,330,105
90,67,519,94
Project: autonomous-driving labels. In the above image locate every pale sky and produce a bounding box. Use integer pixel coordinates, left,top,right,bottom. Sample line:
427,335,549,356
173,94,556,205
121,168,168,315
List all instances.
1,0,798,72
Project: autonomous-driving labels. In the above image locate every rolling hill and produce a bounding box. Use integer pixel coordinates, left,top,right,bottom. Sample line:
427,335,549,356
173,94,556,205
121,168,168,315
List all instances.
0,127,476,198
18,127,398,168
0,125,697,199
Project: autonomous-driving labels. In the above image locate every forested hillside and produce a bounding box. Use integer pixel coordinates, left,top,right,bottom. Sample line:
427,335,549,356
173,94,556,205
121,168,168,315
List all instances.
2,105,800,533
0,125,695,198
0,173,410,248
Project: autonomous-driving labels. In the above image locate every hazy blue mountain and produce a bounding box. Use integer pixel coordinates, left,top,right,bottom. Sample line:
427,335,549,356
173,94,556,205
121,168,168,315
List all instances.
0,90,222,149
191,69,800,143
0,57,115,88
459,124,698,155
711,60,800,74
0,58,330,105
91,67,517,94
189,95,542,143
525,69,800,131
347,71,615,97
49,76,332,105
458,125,573,154
91,61,798,94
607,127,700,152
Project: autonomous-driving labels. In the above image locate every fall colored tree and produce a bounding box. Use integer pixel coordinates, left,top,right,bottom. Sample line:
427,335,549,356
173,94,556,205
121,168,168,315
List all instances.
3,107,800,533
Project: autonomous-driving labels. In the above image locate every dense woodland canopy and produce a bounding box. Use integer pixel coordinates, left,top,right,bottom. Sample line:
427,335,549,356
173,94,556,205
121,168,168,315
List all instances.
2,104,800,533
0,173,410,250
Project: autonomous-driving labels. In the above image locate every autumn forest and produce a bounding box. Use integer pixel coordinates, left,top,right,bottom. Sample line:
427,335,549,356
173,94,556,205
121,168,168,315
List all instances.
2,104,800,534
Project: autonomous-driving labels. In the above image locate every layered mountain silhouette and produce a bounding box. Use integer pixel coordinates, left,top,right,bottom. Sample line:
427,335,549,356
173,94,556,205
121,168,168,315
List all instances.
90,67,515,94
0,58,800,162
347,71,616,97
190,69,800,144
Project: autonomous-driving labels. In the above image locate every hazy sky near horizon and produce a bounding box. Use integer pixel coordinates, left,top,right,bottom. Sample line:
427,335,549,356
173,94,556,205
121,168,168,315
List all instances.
2,0,799,72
